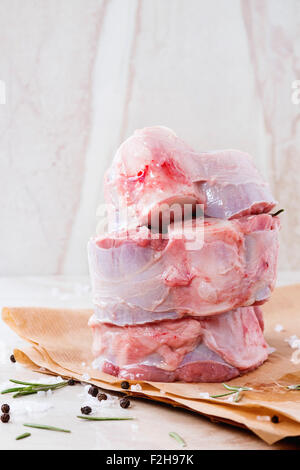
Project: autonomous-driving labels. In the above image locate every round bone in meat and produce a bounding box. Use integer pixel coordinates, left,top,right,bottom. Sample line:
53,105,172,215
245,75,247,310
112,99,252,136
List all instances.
88,214,280,325
104,126,277,229
90,306,268,382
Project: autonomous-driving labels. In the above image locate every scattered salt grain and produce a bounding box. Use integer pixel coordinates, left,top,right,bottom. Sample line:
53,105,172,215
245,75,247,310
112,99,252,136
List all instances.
291,349,300,365
80,386,121,414
199,392,210,399
92,357,104,370
225,394,235,402
131,422,139,432
37,391,46,397
274,324,284,333
81,373,91,382
81,362,86,367
287,384,298,390
285,335,300,349
9,400,54,423
130,384,142,392
256,415,271,422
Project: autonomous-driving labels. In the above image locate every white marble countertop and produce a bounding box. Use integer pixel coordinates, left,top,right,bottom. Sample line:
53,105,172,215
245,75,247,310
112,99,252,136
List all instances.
0,274,300,450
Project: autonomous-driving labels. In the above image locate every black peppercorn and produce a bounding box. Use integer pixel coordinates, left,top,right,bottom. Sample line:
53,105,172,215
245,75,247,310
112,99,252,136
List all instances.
121,381,130,390
1,404,10,414
88,386,99,397
1,413,10,423
120,397,130,409
10,354,16,363
271,415,279,423
97,392,107,401
68,379,76,386
81,406,92,415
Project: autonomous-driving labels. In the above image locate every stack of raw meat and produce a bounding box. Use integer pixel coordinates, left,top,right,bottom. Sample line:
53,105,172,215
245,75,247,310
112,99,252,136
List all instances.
88,127,280,382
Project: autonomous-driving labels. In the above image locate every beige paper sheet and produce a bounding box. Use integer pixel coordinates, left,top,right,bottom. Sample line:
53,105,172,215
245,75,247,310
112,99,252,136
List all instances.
2,284,300,445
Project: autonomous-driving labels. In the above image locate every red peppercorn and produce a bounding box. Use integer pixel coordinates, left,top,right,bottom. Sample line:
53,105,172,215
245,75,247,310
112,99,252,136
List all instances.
1,404,10,413
1,413,10,423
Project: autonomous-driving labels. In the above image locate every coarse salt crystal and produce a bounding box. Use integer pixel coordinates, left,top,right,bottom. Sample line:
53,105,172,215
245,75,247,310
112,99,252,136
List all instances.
131,423,139,432
285,335,300,349
274,324,284,332
226,394,235,402
256,415,271,421
81,373,91,381
130,384,142,392
199,392,210,399
291,349,300,364
10,400,54,421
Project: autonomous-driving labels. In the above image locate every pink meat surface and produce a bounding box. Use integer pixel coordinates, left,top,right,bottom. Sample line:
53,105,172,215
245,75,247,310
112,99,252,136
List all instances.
90,307,268,382
104,126,277,229
88,214,280,325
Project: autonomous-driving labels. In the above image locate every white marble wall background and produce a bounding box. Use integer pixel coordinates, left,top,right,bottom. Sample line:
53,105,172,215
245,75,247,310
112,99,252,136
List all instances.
0,0,299,275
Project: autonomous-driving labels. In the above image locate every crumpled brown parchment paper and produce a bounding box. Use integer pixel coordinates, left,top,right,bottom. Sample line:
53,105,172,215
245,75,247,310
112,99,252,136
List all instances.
2,284,300,445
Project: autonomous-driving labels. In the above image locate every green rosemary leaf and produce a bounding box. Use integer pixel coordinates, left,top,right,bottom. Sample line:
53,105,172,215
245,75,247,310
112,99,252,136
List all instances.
16,432,31,440
12,381,69,397
13,390,38,398
13,387,56,398
10,379,68,387
234,391,242,402
222,383,252,392
23,423,71,433
77,416,134,421
169,432,187,447
1,386,30,394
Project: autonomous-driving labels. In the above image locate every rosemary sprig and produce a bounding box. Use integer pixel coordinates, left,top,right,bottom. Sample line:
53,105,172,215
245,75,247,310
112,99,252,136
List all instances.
271,209,284,217
10,379,59,386
1,386,31,394
13,382,68,398
16,432,31,440
210,383,252,401
77,416,134,421
23,423,71,433
1,380,69,398
222,383,252,392
169,432,187,447
210,391,237,398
